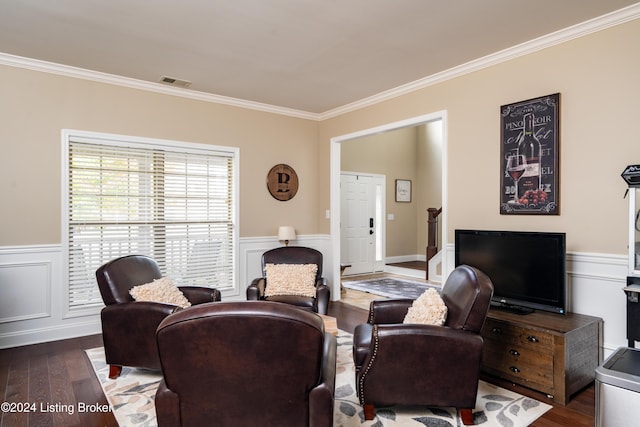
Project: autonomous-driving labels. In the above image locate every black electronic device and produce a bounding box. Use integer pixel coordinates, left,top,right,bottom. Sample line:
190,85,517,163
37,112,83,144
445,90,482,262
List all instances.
455,229,567,315
625,276,640,347
622,165,640,188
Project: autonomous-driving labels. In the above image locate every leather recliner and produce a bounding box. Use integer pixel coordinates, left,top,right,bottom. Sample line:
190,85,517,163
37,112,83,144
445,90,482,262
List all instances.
155,301,337,427
352,264,494,424
246,246,330,314
95,254,221,379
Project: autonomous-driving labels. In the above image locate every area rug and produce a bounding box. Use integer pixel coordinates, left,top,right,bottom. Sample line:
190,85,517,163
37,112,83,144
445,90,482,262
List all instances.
86,333,550,426
84,347,159,426
342,277,440,299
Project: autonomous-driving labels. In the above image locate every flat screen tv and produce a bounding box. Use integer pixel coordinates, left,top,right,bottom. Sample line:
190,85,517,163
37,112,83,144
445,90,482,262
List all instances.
454,229,567,315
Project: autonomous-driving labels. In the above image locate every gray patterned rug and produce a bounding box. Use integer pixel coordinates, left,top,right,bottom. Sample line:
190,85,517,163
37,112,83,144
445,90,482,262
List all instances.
342,277,440,299
86,333,550,426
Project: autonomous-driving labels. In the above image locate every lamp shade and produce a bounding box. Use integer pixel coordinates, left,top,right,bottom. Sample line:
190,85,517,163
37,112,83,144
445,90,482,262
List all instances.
278,226,296,245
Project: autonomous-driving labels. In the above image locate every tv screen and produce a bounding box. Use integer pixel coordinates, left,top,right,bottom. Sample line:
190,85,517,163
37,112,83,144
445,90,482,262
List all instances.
454,229,567,315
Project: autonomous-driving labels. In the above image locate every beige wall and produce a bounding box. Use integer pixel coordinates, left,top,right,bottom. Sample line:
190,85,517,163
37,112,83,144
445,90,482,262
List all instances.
340,126,419,257
319,19,640,255
2,18,639,259
417,121,443,254
0,66,320,245
340,124,443,258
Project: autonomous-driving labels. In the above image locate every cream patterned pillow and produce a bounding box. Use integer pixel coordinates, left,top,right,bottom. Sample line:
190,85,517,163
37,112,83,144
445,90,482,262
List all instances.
403,288,447,326
264,263,318,298
130,277,191,309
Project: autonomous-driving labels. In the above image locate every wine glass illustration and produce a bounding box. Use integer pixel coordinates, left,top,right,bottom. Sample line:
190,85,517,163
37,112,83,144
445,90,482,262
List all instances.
506,154,526,203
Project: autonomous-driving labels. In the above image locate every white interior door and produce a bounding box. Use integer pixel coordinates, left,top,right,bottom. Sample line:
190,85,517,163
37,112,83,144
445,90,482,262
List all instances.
340,173,384,275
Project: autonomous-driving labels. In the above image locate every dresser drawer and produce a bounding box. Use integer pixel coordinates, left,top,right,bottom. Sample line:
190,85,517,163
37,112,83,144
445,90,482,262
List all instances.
482,318,553,351
482,341,554,389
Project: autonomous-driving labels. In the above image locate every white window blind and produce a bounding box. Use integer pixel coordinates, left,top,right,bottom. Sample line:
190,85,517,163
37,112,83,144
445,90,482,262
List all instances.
64,133,237,311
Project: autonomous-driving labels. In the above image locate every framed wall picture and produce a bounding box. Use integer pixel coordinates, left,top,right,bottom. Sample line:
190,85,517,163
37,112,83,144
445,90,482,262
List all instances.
395,179,412,202
500,93,560,215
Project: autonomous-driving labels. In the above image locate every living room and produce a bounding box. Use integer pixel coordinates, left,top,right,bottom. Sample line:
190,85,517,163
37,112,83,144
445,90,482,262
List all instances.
0,1,639,425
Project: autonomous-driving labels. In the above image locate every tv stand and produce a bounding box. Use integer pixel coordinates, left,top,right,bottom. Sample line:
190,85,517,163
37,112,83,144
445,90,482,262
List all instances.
490,300,534,315
481,309,603,405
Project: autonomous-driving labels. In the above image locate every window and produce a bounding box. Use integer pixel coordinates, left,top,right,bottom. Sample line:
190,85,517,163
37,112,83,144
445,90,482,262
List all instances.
62,130,238,314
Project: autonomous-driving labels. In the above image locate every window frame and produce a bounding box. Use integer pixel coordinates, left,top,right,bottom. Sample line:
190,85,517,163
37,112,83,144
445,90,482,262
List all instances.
61,129,239,318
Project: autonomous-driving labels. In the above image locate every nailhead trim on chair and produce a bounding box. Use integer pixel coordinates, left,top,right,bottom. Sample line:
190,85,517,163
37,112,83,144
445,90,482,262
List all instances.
367,307,375,324
358,325,380,405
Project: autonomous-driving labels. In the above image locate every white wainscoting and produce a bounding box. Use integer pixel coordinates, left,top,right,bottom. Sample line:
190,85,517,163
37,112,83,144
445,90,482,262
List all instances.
0,245,101,349
0,240,629,354
0,235,333,349
566,252,629,357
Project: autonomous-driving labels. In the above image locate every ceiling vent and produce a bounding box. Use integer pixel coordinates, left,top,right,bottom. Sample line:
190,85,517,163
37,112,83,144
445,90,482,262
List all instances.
160,76,192,88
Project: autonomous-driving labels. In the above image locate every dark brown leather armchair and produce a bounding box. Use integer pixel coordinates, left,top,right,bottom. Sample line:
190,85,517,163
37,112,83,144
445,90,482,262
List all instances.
95,254,221,379
155,301,337,427
352,264,494,425
246,246,330,314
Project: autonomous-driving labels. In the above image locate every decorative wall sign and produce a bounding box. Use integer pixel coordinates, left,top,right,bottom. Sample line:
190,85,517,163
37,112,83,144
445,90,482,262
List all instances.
267,164,299,201
395,179,412,202
500,93,560,215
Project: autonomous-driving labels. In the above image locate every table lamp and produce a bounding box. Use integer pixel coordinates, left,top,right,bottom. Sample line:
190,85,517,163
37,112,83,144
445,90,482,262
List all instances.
278,226,296,246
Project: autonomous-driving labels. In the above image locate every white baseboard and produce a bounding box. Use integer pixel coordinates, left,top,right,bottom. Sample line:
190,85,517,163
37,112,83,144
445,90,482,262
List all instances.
385,254,422,264
383,265,426,279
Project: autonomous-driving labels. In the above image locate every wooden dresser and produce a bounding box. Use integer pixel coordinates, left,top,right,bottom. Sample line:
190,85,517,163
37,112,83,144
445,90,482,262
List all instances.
480,309,603,405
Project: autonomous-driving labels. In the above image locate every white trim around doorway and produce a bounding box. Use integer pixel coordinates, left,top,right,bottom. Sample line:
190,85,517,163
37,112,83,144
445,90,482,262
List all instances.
329,111,448,300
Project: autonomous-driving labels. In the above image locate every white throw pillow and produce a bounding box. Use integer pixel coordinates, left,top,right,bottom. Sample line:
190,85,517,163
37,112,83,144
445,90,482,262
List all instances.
264,263,318,298
129,277,191,308
403,287,447,326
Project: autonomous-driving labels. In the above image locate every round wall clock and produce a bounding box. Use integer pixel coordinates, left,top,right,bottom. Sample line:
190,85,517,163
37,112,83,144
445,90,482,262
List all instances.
266,164,299,201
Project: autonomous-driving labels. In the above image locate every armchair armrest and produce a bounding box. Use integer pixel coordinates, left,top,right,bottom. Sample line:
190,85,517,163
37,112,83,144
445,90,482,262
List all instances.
309,333,337,427
155,379,181,427
321,332,337,391
315,279,330,315
246,277,265,300
102,300,179,321
179,286,221,305
368,298,414,324
102,302,178,338
374,324,484,359
101,301,178,368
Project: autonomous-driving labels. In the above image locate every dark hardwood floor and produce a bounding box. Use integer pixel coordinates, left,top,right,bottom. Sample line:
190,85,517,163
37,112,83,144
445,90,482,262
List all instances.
0,334,117,427
0,301,595,426
386,260,426,271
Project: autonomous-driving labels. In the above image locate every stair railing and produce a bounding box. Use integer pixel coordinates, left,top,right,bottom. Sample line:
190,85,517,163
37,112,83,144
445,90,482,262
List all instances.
426,207,442,280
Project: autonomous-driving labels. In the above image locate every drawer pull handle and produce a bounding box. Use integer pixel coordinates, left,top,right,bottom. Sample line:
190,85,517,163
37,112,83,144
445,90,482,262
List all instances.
527,336,538,343
509,366,521,373
492,327,503,334
509,349,520,356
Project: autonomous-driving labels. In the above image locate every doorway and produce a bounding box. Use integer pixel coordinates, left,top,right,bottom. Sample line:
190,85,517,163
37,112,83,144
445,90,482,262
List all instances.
340,172,385,275
330,111,448,298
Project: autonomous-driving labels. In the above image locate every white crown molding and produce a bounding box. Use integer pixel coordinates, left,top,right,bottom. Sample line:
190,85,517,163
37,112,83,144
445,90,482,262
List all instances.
319,3,640,120
0,3,638,122
0,53,319,121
